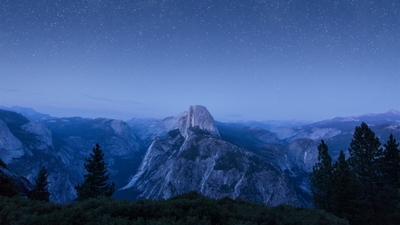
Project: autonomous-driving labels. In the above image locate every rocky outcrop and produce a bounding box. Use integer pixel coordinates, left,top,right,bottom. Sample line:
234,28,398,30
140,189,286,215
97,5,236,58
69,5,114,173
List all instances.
179,105,220,139
22,121,53,150
283,138,318,173
93,118,140,157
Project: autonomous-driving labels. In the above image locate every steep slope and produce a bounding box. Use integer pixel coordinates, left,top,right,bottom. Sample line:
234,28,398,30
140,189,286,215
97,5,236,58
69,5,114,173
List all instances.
120,105,309,206
0,119,26,163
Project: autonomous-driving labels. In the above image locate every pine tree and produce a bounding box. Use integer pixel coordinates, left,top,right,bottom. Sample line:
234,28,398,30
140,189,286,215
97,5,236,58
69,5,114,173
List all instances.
29,166,50,202
380,134,400,224
75,143,115,201
382,134,400,188
347,122,384,224
309,140,334,211
331,150,362,224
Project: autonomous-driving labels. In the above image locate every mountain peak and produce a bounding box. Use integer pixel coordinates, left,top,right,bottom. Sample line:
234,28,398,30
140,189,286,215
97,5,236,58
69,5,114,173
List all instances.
387,109,400,115
179,105,220,138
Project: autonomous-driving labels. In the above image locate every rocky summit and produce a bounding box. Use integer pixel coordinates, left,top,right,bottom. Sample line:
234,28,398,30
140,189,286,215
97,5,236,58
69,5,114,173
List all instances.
121,105,310,206
179,105,220,139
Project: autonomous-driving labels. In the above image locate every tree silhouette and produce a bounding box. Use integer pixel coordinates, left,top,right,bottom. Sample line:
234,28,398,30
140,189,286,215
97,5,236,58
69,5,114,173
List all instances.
75,143,115,201
347,122,383,224
380,134,400,223
382,134,400,188
29,166,50,202
309,140,334,211
331,150,362,224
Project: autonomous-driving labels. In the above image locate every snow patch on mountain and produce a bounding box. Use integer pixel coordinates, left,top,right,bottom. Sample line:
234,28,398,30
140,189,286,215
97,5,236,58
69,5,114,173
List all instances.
387,109,400,115
308,128,341,140
340,117,359,122
384,123,400,130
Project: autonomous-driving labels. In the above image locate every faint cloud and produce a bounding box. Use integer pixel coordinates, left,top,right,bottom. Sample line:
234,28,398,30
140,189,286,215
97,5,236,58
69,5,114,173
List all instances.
122,100,147,106
32,92,51,96
80,94,146,105
216,113,245,122
0,88,22,92
225,113,245,118
81,94,115,103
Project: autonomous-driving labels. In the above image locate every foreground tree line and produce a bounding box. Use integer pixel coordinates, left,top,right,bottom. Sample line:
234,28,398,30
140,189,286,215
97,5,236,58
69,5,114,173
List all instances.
0,192,348,225
309,122,400,225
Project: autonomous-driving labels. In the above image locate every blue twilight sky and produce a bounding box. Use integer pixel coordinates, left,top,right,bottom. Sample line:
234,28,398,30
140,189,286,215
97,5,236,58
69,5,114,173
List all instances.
0,0,399,121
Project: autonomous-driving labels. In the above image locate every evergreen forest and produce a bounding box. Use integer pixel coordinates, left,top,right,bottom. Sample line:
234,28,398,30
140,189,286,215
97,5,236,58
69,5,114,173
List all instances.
0,192,348,225
309,122,400,225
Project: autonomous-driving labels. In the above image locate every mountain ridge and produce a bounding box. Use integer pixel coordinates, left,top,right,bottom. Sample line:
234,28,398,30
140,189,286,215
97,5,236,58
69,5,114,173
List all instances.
0,105,399,205
2,105,399,125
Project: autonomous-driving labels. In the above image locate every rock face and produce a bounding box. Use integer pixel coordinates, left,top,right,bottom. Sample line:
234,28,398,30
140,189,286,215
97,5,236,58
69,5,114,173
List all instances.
283,138,318,173
0,120,25,163
121,106,309,206
22,121,53,150
179,105,220,139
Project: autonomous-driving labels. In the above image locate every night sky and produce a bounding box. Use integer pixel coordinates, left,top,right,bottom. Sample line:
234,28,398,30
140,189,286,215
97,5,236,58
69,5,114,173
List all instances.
1,0,399,121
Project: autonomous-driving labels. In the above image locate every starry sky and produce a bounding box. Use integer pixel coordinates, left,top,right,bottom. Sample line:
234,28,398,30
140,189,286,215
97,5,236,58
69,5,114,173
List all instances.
1,0,399,121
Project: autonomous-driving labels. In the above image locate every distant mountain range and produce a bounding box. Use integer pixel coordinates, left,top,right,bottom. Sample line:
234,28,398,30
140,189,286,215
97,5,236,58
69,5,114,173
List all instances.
0,105,399,205
0,106,54,121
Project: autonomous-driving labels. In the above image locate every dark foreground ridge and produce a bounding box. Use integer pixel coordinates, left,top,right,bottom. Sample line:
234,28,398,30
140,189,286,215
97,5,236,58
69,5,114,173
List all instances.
0,191,348,225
